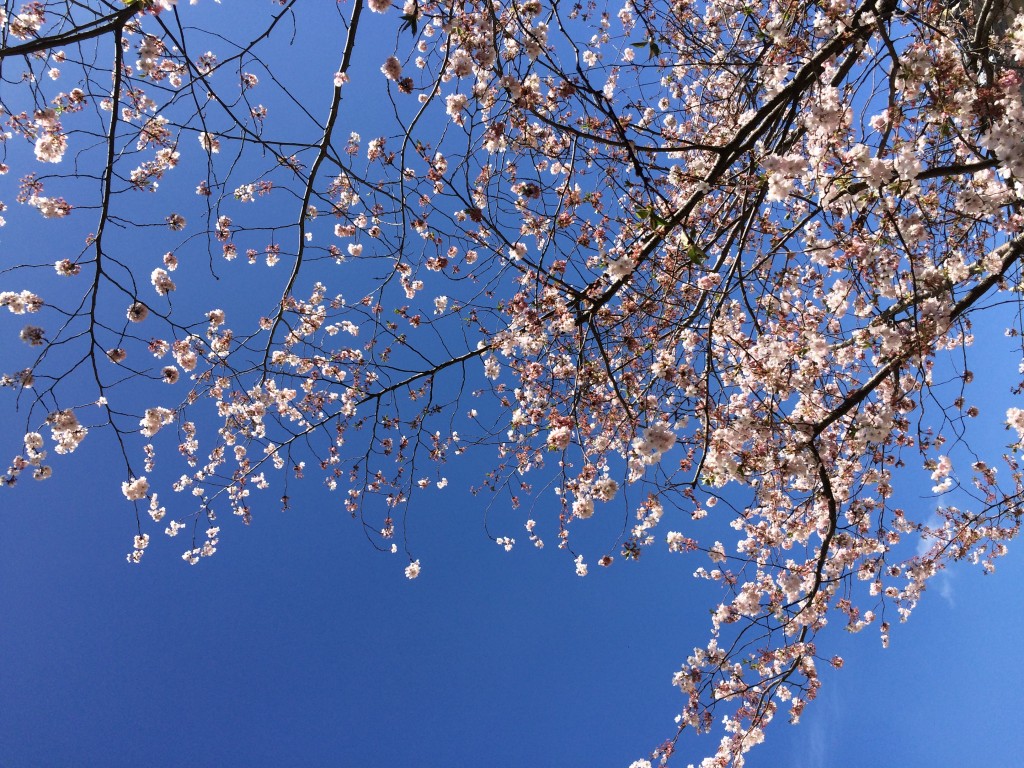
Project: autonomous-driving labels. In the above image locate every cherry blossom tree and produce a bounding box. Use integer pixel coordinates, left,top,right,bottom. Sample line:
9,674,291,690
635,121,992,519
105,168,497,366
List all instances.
3,0,1024,764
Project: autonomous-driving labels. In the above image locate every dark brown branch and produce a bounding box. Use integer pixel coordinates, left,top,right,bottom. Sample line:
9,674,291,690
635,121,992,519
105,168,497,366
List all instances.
812,232,1024,438
0,3,142,60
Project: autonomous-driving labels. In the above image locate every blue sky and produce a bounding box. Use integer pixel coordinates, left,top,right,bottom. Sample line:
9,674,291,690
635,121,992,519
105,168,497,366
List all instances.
1,424,1022,767
1,2,1023,766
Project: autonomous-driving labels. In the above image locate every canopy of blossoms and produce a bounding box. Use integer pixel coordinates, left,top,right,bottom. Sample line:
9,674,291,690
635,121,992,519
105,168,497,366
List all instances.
2,0,1024,765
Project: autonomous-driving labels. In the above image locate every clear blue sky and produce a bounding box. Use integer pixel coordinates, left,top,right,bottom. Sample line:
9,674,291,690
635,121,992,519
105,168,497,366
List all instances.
1,442,1022,767
1,3,1022,766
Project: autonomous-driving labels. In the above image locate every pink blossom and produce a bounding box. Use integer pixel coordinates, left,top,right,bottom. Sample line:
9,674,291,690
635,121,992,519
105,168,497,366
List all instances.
381,56,402,81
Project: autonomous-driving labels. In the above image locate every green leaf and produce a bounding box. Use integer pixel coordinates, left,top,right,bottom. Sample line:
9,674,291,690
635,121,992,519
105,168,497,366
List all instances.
399,12,419,36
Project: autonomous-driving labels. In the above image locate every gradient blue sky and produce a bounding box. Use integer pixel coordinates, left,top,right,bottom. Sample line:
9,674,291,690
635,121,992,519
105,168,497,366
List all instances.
2,2,1023,766
1,442,1022,767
